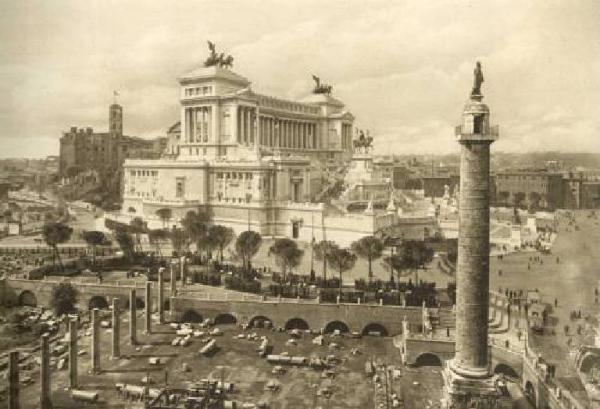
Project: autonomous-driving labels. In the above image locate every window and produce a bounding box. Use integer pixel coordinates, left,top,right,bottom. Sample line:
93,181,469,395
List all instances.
473,114,484,134
176,178,185,198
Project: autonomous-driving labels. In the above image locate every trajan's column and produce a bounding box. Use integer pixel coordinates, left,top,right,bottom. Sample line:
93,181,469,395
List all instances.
442,62,509,409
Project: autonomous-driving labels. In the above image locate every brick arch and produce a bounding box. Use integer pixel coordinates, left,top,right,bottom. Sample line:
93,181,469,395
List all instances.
181,309,203,323
249,316,273,328
414,353,443,367
578,352,600,373
88,296,109,310
362,322,389,337
324,320,350,334
493,363,519,379
214,313,237,325
18,290,37,307
124,297,146,309
285,317,309,331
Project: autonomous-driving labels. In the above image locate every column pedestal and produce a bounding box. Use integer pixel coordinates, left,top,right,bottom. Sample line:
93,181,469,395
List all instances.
442,362,511,409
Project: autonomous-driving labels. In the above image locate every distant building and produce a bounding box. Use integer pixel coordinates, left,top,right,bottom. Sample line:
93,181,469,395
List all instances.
59,103,166,195
581,181,600,209
391,165,413,189
0,182,9,202
495,170,563,209
420,176,458,198
165,122,181,156
562,172,600,209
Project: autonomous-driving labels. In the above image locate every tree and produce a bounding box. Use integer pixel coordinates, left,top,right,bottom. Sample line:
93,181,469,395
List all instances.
169,227,187,256
181,209,211,253
155,208,172,228
148,229,169,257
314,240,338,283
234,231,262,273
397,240,434,284
42,222,73,272
383,253,406,283
326,247,357,297
208,225,235,262
51,282,79,316
129,217,147,253
269,238,304,280
115,228,135,261
351,236,384,281
82,230,106,267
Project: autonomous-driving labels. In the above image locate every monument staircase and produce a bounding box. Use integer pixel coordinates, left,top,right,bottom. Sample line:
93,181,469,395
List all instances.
313,164,349,203
436,309,456,331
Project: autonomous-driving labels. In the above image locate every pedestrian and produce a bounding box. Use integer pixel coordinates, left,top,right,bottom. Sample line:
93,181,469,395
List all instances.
554,298,558,308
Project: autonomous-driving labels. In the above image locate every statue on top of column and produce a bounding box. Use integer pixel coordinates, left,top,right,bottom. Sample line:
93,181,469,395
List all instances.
311,74,333,95
471,61,484,97
204,41,234,68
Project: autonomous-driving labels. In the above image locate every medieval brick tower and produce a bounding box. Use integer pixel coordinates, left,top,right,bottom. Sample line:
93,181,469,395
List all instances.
442,63,509,408
109,103,123,136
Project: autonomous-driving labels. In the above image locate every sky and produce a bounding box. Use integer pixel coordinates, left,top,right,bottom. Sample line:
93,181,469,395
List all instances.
0,0,599,158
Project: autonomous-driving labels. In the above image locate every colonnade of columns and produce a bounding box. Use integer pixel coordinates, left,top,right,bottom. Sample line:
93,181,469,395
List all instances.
185,106,212,143
258,116,317,150
236,106,256,145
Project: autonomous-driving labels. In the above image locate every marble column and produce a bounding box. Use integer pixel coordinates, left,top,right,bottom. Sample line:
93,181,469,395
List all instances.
145,281,152,334
129,288,137,345
180,256,186,287
68,317,78,389
8,351,19,409
170,264,177,297
91,308,100,373
158,267,165,324
40,334,51,409
111,298,120,359
234,105,240,143
443,77,504,409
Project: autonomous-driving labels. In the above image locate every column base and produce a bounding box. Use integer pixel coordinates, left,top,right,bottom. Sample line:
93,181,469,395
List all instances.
442,361,512,409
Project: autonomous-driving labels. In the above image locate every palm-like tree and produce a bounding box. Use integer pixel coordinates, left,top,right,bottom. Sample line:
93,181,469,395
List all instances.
351,236,384,282
313,240,338,284
181,209,211,253
42,222,73,272
326,247,357,297
169,227,187,256
234,231,262,273
208,225,235,262
82,230,106,267
268,238,304,281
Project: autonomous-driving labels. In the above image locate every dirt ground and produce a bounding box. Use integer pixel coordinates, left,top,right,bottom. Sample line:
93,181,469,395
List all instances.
6,314,443,409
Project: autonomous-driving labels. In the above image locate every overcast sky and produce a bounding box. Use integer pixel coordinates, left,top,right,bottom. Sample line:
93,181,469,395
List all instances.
1,0,599,158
